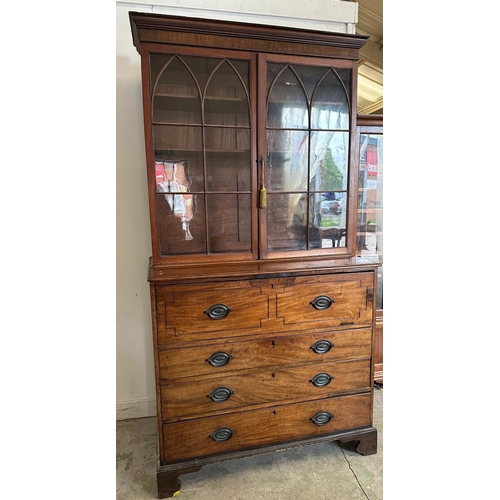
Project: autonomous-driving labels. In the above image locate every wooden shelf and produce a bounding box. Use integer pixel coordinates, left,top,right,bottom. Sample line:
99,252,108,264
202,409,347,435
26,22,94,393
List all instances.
156,93,247,103
155,149,250,154
269,100,345,106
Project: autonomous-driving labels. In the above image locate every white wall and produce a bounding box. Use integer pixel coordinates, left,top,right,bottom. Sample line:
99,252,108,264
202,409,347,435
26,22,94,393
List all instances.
116,0,358,420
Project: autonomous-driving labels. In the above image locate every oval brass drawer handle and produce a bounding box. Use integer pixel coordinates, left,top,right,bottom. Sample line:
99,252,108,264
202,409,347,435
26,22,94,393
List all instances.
310,373,333,387
206,351,233,367
205,303,232,319
208,386,234,403
310,411,334,426
310,295,334,310
210,427,235,442
310,339,334,354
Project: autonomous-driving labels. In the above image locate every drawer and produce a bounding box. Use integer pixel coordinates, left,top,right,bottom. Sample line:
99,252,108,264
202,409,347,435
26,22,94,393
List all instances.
156,280,270,343
277,272,374,328
161,359,371,419
155,272,375,345
162,393,372,462
159,328,373,381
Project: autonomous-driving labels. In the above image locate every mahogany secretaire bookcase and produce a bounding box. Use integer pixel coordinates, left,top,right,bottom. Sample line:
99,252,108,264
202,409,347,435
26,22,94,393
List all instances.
129,12,378,498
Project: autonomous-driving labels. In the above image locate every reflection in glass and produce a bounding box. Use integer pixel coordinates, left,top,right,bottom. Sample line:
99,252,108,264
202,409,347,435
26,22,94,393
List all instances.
155,152,203,192
267,193,307,251
293,65,330,100
311,192,347,248
311,70,349,130
377,266,383,309
266,130,308,191
357,133,383,261
155,161,195,240
267,65,308,129
309,131,349,191
157,193,206,255
207,194,252,253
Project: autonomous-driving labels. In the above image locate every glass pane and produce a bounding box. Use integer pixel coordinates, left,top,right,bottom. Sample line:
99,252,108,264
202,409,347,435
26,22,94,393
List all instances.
377,265,383,309
267,63,282,93
157,193,206,255
150,54,176,95
205,127,249,153
335,68,351,94
152,56,201,124
154,153,204,193
311,70,349,130
155,159,192,193
267,130,308,191
206,152,251,192
153,124,202,152
267,65,308,129
181,56,220,91
153,125,204,191
205,60,249,126
267,193,308,252
207,194,252,253
311,192,347,248
357,133,383,262
205,128,251,191
310,131,349,191
295,64,339,101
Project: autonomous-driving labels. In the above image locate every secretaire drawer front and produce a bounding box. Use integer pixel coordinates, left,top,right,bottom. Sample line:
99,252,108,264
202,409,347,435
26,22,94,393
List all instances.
159,328,373,381
162,393,372,462
156,282,269,342
161,359,371,419
277,273,374,327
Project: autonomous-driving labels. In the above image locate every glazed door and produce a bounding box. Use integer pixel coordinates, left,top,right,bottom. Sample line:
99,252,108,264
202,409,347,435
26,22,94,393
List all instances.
258,54,359,259
144,47,359,264
146,46,258,263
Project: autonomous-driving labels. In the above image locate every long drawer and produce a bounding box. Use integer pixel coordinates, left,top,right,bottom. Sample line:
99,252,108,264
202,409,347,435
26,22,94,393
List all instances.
155,272,374,344
159,328,372,381
161,359,370,419
162,393,372,462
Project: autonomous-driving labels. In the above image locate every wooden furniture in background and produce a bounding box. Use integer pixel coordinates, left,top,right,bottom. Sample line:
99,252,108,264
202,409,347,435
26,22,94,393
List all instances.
356,114,383,383
129,12,379,498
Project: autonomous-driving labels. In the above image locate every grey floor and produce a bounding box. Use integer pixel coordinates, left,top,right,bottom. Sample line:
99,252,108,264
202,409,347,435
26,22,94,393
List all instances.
117,385,382,500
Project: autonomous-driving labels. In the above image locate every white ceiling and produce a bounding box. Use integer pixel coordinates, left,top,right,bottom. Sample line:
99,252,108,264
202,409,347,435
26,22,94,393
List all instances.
348,0,383,114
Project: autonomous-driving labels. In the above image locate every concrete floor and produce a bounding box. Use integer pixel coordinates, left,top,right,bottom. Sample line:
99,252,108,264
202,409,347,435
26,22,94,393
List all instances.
117,385,382,500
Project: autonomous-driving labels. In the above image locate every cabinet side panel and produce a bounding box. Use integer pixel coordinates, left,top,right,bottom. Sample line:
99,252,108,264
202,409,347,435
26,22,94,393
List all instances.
150,284,164,461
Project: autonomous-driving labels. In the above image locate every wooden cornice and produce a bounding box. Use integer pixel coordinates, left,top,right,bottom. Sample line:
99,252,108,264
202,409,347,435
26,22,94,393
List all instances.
357,114,383,127
129,11,368,57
